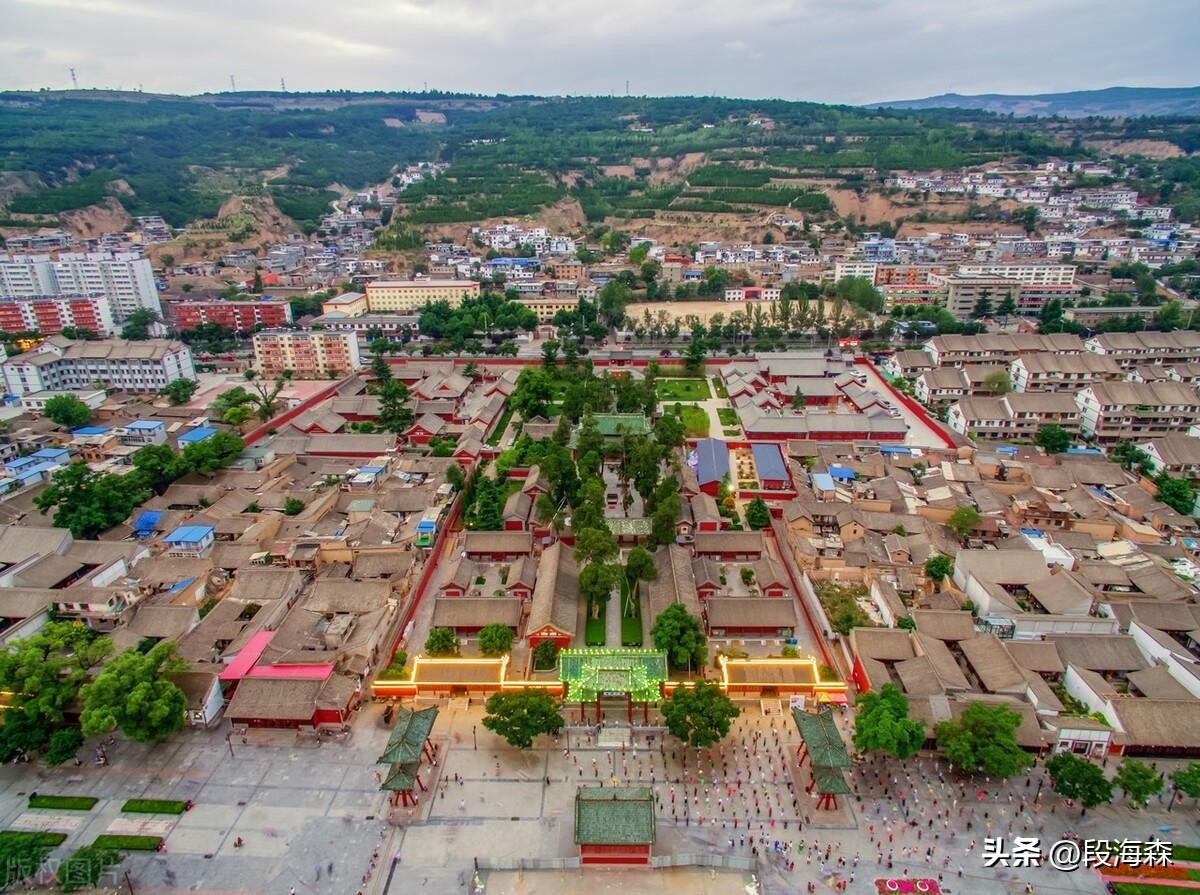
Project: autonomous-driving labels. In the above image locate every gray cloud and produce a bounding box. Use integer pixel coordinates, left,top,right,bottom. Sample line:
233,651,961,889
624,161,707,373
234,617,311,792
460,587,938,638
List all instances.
0,0,1195,102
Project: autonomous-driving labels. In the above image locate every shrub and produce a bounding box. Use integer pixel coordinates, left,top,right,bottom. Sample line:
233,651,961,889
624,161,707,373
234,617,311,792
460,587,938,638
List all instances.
121,799,187,814
28,795,97,811
44,729,84,766
92,834,162,851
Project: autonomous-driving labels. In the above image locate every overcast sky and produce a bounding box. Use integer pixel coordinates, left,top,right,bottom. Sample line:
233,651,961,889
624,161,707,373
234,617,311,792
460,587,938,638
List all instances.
1,0,1196,104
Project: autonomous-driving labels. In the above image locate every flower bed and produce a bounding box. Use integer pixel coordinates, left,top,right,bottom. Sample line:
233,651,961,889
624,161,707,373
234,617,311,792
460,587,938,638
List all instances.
1106,865,1189,881
875,879,941,895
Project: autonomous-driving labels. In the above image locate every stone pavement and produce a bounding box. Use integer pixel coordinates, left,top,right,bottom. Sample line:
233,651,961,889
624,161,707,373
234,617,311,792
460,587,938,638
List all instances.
0,700,1189,895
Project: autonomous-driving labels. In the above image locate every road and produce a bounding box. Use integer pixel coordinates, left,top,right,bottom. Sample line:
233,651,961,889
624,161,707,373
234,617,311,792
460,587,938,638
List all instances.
856,361,950,449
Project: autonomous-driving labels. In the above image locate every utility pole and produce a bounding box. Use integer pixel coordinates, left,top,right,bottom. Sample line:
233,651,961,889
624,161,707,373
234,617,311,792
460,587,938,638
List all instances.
69,68,78,89
125,869,135,894
229,75,236,92
280,78,286,93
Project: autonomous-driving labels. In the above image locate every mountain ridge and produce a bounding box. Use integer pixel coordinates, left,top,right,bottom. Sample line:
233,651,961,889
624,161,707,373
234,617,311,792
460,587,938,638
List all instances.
867,86,1200,118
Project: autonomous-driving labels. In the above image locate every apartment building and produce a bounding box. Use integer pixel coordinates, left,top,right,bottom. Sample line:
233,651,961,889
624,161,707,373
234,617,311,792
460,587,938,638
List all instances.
957,263,1077,288
1084,331,1200,369
168,299,293,332
1076,381,1200,444
0,294,117,336
252,330,361,379
925,333,1085,367
1009,352,1124,393
946,393,1082,440
936,274,1023,319
914,366,1009,406
0,252,162,321
364,279,480,313
1,337,195,395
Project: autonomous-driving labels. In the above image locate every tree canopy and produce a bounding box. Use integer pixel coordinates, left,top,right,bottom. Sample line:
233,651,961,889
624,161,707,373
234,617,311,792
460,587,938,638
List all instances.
945,506,982,540
934,702,1031,778
481,689,562,749
745,496,771,530
853,683,925,760
650,604,708,672
42,394,92,428
661,680,739,748
1035,424,1072,455
161,378,199,405
478,623,515,657
1113,757,1162,806
923,554,953,583
424,627,459,657
79,641,188,744
1045,752,1113,809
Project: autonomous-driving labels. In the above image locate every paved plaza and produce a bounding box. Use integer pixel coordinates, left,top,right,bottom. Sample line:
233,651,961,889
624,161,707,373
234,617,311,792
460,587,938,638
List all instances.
0,700,1189,894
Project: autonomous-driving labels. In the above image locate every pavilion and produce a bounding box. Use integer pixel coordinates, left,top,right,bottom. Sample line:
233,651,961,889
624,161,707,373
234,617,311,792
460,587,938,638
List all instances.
377,705,438,807
559,648,668,724
575,786,656,865
791,707,852,811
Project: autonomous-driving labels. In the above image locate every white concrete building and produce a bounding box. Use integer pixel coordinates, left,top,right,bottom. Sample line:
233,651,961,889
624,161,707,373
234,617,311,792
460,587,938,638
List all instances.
2,336,195,396
0,252,163,322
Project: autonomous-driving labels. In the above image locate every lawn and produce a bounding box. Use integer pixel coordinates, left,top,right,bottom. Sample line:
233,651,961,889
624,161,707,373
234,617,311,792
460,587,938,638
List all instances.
28,795,98,811
0,831,67,846
93,834,162,851
717,408,740,426
657,379,712,401
1113,884,1200,895
665,404,710,437
122,798,187,814
712,378,728,398
723,428,742,437
620,577,643,646
585,600,607,646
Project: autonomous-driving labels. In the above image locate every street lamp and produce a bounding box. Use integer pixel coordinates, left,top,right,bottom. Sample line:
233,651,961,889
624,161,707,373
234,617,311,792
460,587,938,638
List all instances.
472,725,477,750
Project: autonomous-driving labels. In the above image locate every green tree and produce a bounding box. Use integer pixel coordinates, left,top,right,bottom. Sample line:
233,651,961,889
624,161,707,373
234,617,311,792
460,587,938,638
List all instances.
481,689,562,749
541,339,560,368
42,394,93,428
445,464,466,492
120,308,160,340
160,378,199,405
0,834,52,889
44,727,84,766
924,554,953,583
283,497,305,516
56,845,121,893
981,371,1011,396
1035,424,1072,455
661,680,739,748
574,526,618,565
509,367,554,420
378,379,414,433
684,332,707,374
370,354,393,384
971,289,994,319
934,702,1031,778
1170,762,1200,801
653,412,686,450
945,506,982,541
791,387,806,410
0,622,112,742
424,627,460,657
650,604,708,671
1113,757,1163,806
34,461,152,539
1110,442,1153,475
997,292,1018,316
853,683,926,760
478,623,515,657
745,497,771,530
1045,752,1113,810
79,642,188,744
532,639,560,671
1155,474,1196,516
579,562,621,617
473,478,505,531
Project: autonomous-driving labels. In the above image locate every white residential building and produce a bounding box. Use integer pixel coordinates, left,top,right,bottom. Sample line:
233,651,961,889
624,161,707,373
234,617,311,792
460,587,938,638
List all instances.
1,336,195,396
0,252,163,322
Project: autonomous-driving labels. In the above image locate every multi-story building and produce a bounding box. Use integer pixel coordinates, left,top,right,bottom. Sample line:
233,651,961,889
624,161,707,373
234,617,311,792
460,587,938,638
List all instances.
168,299,293,332
956,263,1077,289
946,393,1082,440
1083,331,1200,369
0,252,162,322
252,330,361,379
935,274,1023,319
311,313,420,344
924,333,1085,367
723,286,782,302
0,294,116,336
1009,352,1124,393
363,280,480,313
1,336,195,396
1076,381,1200,444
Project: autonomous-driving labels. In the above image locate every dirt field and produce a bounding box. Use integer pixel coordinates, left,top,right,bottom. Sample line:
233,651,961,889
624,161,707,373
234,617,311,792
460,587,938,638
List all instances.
1085,140,1186,159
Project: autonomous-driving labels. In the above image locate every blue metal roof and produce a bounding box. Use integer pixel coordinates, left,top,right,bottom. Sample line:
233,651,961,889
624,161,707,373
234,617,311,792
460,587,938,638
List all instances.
828,465,856,481
689,438,730,486
751,443,788,482
127,420,163,430
811,473,835,492
1065,447,1101,455
359,466,384,474
165,525,214,543
31,447,69,458
73,426,110,436
416,520,437,533
133,510,163,533
167,577,197,593
878,445,912,455
179,427,217,444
